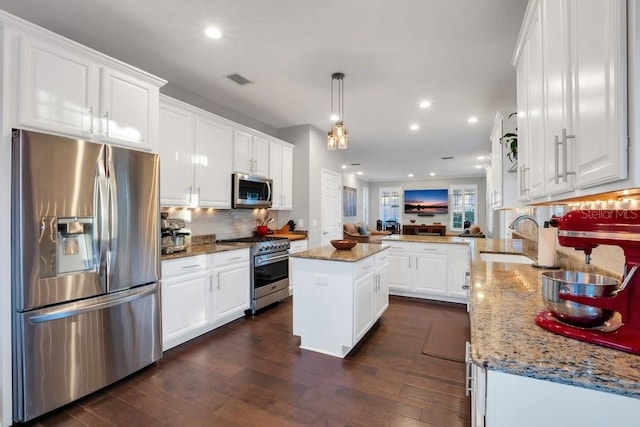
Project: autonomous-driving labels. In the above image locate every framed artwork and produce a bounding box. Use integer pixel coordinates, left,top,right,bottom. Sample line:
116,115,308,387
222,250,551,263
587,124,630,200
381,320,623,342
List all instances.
343,186,357,217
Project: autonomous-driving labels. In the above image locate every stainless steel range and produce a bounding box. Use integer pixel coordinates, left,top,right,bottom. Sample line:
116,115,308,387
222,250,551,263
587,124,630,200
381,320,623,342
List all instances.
219,236,290,314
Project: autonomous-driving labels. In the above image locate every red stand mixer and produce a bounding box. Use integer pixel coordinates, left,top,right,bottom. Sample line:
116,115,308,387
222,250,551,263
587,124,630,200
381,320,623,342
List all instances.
535,210,640,354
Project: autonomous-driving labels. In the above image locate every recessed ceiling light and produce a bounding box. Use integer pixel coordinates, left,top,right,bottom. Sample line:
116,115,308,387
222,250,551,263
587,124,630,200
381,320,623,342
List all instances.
204,27,223,39
430,172,436,176
408,173,414,177
419,101,431,109
342,164,347,169
468,117,479,124
357,171,363,175
475,165,482,169
477,155,485,160
409,124,419,131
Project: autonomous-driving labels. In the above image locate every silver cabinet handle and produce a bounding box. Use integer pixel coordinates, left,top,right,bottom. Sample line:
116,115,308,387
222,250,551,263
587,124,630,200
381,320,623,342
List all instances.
554,134,561,184
181,264,202,270
104,111,110,137
562,128,576,182
208,274,213,292
188,185,193,204
197,187,201,206
88,106,94,134
217,272,220,290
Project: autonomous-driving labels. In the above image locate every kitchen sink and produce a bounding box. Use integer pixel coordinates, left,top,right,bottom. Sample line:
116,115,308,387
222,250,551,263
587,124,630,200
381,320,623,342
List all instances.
480,252,534,265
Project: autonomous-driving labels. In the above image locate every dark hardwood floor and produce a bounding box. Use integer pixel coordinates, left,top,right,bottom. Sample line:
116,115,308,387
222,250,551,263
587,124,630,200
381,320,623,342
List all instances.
31,296,470,426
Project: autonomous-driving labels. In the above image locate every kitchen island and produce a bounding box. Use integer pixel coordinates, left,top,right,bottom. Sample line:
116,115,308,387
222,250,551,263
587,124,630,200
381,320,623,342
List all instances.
290,243,389,358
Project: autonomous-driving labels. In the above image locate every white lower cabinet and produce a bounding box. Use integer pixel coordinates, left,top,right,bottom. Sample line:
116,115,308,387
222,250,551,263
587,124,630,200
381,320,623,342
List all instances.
208,249,251,325
483,370,640,427
291,248,389,358
386,241,470,303
161,249,250,351
287,239,308,295
161,256,210,351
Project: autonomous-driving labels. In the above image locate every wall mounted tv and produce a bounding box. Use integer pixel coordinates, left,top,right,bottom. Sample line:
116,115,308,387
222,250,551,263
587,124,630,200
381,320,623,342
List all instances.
404,189,449,214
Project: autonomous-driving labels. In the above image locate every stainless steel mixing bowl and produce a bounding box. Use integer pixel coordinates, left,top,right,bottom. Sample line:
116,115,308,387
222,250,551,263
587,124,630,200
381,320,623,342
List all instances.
541,271,619,327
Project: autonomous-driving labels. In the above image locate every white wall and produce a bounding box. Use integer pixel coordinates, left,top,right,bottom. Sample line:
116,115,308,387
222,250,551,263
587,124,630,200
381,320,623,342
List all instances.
279,124,344,248
341,173,368,225
368,176,487,233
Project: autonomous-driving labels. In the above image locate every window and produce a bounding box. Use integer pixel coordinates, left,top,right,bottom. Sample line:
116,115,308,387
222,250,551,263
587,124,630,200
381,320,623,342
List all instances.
450,184,477,231
379,187,401,233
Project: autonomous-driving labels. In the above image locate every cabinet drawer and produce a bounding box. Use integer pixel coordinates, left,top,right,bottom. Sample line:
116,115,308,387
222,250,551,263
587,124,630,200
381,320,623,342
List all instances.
354,258,376,280
215,248,250,266
385,241,413,253
375,250,389,267
162,255,207,278
414,243,447,254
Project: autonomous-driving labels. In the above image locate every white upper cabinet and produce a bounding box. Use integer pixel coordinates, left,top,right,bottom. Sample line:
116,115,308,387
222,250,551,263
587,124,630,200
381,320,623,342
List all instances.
18,36,96,138
514,0,627,202
269,139,294,210
99,67,159,148
159,96,233,208
16,32,164,151
194,116,233,208
233,130,268,177
159,100,195,207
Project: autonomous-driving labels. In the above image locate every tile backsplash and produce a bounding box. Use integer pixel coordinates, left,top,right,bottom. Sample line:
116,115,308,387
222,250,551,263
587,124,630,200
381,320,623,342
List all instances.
161,208,280,240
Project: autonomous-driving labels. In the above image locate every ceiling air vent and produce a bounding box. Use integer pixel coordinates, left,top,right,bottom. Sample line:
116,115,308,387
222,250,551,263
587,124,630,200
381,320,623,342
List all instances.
350,163,361,166
226,73,253,85
441,156,454,160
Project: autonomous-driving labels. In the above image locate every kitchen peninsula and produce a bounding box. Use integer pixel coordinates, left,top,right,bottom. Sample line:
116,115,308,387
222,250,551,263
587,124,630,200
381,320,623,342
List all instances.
290,244,389,358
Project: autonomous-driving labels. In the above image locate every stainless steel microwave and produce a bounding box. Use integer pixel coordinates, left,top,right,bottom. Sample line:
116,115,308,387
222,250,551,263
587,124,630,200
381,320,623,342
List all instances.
232,173,272,208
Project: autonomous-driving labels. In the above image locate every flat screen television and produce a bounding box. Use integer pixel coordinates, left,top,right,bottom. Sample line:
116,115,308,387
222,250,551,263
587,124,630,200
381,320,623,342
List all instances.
404,189,448,214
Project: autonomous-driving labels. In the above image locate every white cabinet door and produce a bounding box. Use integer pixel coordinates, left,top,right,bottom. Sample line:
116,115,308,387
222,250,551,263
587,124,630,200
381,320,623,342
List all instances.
18,35,97,138
269,141,294,210
159,101,195,206
413,247,447,295
541,0,574,196
269,141,283,209
288,239,308,254
252,135,269,177
212,262,250,321
354,271,375,343
280,144,293,209
234,130,268,176
161,270,210,350
447,245,470,299
233,130,253,174
374,262,389,319
387,251,412,291
523,2,545,200
489,112,503,208
195,115,233,208
99,67,158,149
571,0,627,188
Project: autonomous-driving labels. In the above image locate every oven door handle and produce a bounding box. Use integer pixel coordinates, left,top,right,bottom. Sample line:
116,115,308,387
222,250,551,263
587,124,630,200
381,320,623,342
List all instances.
256,253,289,266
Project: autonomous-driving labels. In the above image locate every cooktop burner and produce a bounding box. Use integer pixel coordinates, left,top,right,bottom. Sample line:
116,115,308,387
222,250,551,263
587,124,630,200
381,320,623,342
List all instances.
218,236,290,255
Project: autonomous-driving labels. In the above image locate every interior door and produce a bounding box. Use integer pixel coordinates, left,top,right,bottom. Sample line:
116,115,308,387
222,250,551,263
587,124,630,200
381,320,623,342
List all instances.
320,169,342,247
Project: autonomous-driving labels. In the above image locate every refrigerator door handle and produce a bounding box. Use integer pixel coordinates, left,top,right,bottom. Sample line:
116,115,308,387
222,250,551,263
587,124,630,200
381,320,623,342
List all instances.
106,150,119,281
96,148,109,285
27,285,158,324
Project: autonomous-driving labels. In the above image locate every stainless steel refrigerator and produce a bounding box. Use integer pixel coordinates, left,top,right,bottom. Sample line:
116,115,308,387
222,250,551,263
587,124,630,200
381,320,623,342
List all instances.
11,129,162,422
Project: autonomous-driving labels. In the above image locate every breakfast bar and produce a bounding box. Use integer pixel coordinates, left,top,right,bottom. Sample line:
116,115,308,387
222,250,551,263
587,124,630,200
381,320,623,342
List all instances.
290,243,389,358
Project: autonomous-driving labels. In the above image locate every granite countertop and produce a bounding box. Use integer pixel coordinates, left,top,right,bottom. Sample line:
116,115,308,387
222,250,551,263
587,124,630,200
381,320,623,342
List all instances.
290,243,388,262
464,239,639,399
161,242,252,261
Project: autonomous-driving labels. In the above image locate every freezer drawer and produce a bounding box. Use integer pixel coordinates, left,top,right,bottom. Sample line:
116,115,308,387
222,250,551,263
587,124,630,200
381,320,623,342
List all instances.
13,283,162,422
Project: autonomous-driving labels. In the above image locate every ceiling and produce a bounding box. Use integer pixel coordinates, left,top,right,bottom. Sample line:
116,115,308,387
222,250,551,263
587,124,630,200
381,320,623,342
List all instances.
0,0,528,182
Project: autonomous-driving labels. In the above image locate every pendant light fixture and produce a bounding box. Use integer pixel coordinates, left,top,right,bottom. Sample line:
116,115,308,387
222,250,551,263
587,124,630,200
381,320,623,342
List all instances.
327,72,348,150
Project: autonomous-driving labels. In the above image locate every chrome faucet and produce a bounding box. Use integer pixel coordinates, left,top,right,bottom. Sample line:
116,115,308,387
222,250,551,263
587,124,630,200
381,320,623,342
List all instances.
509,215,540,231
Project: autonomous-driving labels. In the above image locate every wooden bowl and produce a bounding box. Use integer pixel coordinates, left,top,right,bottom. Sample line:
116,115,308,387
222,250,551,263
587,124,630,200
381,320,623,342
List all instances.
330,239,357,250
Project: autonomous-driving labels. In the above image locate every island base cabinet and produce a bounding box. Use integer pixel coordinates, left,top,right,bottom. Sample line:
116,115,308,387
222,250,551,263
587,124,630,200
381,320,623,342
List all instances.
291,251,389,358
292,258,354,358
485,371,640,427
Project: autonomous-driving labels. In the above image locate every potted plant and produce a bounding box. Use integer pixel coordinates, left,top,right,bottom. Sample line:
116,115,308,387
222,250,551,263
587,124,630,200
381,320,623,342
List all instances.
500,112,518,163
